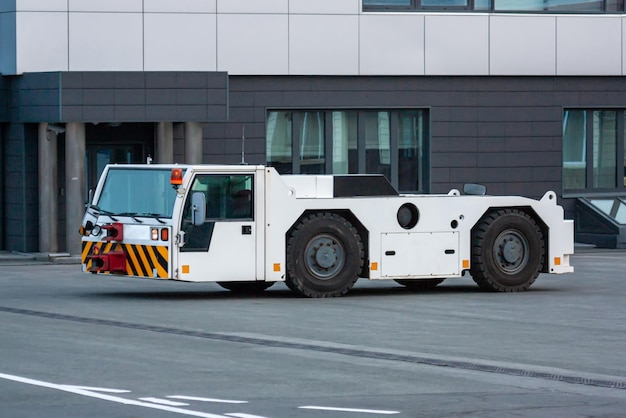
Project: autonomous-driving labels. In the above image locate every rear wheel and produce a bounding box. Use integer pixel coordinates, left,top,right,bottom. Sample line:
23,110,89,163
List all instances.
471,209,544,292
395,279,444,290
216,281,274,294
286,212,364,298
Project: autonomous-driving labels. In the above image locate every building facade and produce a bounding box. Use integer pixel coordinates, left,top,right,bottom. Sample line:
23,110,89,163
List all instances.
1,0,626,253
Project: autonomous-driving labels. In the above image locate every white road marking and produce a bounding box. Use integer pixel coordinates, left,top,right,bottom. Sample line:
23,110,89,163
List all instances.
139,397,190,406
169,395,248,404
225,414,271,418
0,372,226,418
299,405,400,415
72,386,131,393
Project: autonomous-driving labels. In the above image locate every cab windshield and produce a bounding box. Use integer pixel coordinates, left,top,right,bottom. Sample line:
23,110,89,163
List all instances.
94,167,180,218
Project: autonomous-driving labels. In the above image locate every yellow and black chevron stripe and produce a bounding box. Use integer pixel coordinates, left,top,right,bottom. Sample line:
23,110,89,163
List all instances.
82,241,169,279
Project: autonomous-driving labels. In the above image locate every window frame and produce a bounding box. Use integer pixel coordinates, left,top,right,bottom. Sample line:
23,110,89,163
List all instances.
266,108,430,193
562,108,626,197
183,174,255,222
363,0,472,11
363,0,625,13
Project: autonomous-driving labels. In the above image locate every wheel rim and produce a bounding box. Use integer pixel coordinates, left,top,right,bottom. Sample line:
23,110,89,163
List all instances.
492,229,530,275
304,234,345,280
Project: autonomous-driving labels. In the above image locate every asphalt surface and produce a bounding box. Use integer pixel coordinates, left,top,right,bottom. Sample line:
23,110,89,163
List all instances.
1,248,625,417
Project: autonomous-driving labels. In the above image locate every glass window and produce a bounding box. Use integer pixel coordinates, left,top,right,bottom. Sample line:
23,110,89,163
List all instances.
299,111,325,174
183,174,253,221
364,0,623,11
544,0,604,12
563,110,587,190
493,0,545,10
180,174,253,251
588,198,626,224
363,0,411,5
96,168,178,218
592,111,617,189
364,111,392,180
494,0,603,11
267,109,429,193
422,0,468,6
266,111,292,174
332,111,358,174
607,0,625,11
563,109,626,194
398,110,425,192
474,0,492,9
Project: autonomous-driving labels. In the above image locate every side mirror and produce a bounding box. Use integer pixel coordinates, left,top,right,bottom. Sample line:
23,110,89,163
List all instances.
191,192,206,226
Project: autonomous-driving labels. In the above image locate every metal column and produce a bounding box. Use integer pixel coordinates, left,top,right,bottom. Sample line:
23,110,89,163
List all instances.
156,122,174,164
38,123,58,252
184,122,203,164
65,122,86,255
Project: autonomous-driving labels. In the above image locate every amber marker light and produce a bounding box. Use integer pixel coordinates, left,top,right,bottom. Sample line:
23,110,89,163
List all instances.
170,168,183,186
161,228,169,241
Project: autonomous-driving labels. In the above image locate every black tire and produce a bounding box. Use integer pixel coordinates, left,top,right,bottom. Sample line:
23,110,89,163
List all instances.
395,279,444,289
216,281,274,293
286,212,364,298
470,209,545,292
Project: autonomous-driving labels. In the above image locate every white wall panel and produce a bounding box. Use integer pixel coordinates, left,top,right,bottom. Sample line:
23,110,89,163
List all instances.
360,14,424,75
557,16,622,75
144,0,216,13
217,0,288,14
145,13,216,71
69,0,142,13
289,15,359,75
289,0,359,15
15,0,67,12
425,14,488,75
217,14,288,74
490,15,556,75
69,13,143,71
16,12,68,72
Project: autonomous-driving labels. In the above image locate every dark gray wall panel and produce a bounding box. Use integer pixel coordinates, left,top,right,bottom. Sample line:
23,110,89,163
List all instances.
2,123,38,252
220,75,626,211
9,71,228,123
0,77,9,122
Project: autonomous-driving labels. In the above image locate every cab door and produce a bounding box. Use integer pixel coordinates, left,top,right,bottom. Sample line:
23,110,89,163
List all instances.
177,173,257,282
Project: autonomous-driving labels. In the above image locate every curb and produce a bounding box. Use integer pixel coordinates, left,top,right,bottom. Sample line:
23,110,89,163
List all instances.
0,252,81,265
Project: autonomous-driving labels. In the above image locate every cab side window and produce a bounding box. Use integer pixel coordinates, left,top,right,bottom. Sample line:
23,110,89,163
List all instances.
183,174,254,223
180,174,254,252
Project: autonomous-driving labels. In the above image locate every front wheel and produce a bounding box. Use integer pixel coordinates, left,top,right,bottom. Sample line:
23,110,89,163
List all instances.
470,209,545,292
286,212,364,298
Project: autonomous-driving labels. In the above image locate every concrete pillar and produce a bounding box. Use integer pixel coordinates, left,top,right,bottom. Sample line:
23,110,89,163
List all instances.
156,122,174,163
38,123,58,253
184,122,203,164
65,122,86,255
